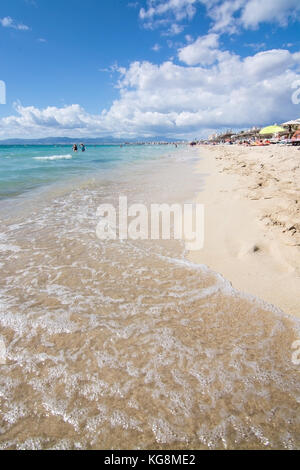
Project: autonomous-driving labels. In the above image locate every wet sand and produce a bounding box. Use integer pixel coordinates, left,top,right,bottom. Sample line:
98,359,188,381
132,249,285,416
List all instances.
189,145,300,318
0,146,300,450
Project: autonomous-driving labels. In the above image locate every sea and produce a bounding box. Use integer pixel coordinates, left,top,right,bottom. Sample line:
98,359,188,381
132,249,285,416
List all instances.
0,144,299,450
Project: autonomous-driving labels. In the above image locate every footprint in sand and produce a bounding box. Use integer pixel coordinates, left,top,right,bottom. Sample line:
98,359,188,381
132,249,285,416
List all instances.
238,244,261,258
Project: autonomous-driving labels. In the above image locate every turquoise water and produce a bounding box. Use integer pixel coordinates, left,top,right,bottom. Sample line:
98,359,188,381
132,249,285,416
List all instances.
0,144,177,200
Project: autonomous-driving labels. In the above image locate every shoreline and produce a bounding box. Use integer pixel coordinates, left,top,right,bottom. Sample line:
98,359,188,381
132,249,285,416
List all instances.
189,145,300,318
1,144,300,449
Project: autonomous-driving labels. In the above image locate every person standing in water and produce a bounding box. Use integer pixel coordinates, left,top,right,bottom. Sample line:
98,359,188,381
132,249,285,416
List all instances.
80,143,86,152
73,144,78,152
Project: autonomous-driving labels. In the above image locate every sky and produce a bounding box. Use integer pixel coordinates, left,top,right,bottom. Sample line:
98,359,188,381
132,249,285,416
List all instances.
0,0,300,140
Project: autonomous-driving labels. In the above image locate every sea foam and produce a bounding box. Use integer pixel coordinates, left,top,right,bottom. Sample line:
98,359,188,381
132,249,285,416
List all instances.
33,155,73,161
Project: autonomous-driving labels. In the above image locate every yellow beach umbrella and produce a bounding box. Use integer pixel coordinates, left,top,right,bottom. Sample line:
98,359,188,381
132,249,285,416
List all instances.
259,125,286,135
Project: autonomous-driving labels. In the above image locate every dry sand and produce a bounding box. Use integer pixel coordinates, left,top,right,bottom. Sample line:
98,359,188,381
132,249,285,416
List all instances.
189,144,300,318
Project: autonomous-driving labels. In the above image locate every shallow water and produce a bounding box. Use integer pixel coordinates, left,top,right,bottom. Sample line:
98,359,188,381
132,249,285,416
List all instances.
0,145,299,450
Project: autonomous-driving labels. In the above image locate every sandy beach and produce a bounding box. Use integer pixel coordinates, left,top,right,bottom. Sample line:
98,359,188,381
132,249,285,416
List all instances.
190,145,300,318
1,144,300,449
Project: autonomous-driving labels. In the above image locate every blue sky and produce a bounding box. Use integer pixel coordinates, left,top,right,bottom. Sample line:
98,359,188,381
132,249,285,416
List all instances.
0,0,300,139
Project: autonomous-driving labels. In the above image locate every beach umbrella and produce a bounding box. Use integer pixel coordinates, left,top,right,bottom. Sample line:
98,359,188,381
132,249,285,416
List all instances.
259,125,286,135
281,119,300,127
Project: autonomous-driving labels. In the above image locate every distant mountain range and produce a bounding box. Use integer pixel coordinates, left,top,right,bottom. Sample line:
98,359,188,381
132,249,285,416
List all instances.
0,136,184,145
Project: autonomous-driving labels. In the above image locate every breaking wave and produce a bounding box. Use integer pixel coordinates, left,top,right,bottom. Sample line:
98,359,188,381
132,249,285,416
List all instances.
33,154,73,161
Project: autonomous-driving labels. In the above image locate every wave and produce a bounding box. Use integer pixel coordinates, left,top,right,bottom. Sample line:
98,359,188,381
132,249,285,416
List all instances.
33,155,73,161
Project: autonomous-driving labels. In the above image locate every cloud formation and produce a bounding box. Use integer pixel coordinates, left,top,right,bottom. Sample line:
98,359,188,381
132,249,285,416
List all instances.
178,33,221,65
140,0,198,22
0,16,30,31
1,44,300,139
138,0,300,35
241,0,300,29
1,1,300,139
139,0,198,34
201,0,300,33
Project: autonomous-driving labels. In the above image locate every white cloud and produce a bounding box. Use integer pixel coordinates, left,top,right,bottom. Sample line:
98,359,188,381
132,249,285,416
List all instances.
1,45,300,140
139,0,198,34
107,50,300,132
152,43,161,51
241,0,300,29
140,0,198,21
200,0,300,33
185,34,194,43
204,0,243,34
1,2,299,141
178,33,221,65
245,42,267,52
162,23,185,36
138,1,300,36
1,104,104,135
0,16,30,31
